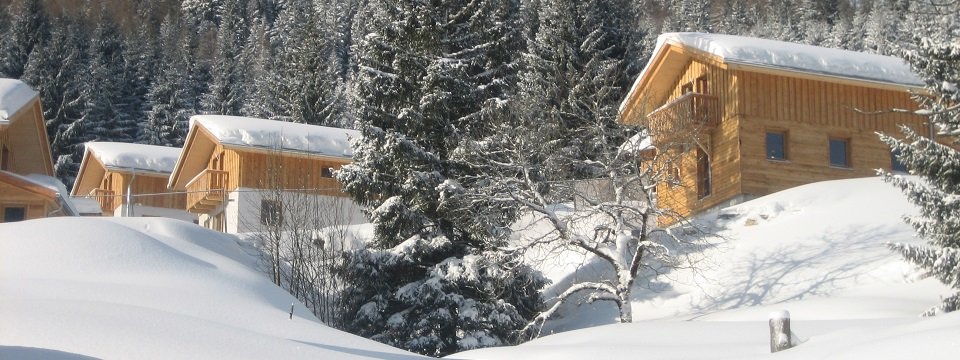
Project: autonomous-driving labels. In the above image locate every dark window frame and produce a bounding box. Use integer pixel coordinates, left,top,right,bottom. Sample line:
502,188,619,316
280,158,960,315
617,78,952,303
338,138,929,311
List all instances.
766,131,788,161
891,149,908,173
260,199,283,226
697,147,712,199
829,137,851,168
3,206,26,222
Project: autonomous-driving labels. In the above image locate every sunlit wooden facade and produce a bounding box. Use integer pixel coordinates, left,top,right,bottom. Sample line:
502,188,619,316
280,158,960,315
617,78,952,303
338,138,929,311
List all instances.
168,117,358,233
620,34,932,224
0,80,62,223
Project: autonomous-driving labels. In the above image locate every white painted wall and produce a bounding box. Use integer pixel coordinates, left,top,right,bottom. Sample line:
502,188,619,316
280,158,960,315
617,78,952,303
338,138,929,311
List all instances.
217,188,366,234
114,204,198,223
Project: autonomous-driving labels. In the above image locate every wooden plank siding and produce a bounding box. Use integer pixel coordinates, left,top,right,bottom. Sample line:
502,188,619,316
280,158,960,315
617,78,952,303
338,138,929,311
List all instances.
623,52,928,225
238,150,348,197
99,172,187,213
0,181,56,221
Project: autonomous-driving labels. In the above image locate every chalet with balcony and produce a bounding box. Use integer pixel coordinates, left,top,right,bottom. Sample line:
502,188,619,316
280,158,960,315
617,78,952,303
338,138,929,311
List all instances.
71,142,196,221
167,115,364,233
0,78,77,222
620,33,932,223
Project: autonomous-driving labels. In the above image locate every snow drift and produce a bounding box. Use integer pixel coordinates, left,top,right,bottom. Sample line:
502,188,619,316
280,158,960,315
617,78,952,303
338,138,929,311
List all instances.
0,217,424,360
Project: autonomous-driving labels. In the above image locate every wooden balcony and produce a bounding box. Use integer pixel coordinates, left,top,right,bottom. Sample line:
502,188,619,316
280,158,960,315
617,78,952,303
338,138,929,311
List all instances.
186,169,229,213
89,188,115,214
647,93,720,132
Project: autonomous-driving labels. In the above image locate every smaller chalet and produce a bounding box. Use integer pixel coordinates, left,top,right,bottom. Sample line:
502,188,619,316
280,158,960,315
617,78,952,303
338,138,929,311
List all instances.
71,142,196,222
168,115,364,233
620,33,934,223
0,78,70,222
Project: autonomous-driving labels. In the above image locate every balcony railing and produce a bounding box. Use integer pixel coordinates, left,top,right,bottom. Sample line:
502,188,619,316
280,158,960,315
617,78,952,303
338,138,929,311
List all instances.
186,169,229,213
89,188,115,214
646,93,720,132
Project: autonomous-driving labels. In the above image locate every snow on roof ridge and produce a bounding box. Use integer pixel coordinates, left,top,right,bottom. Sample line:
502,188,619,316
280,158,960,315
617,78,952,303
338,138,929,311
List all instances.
0,78,39,122
619,32,923,113
85,141,182,174
660,32,922,86
190,115,359,159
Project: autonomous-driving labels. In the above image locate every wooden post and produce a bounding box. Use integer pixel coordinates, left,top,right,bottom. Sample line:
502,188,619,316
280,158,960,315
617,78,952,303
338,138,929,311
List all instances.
769,310,792,353
289,303,294,320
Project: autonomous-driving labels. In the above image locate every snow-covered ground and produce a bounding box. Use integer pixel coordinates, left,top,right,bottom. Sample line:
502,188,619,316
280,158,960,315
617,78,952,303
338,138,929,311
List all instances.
453,176,960,359
4,176,958,359
0,217,424,360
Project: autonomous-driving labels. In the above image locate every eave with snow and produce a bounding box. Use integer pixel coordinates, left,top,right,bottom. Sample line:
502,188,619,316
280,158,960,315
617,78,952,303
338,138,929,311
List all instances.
71,142,194,221
619,33,936,224
168,115,364,233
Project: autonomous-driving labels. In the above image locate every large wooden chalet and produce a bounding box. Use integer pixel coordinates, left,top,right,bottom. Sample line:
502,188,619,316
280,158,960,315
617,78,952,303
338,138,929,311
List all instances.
168,115,364,233
619,33,931,222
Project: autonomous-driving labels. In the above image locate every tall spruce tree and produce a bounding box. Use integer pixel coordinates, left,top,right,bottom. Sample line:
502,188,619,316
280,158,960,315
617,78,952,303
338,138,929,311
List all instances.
0,0,49,78
880,3,960,315
143,14,196,146
519,0,640,178
336,0,544,356
202,0,249,115
22,15,89,187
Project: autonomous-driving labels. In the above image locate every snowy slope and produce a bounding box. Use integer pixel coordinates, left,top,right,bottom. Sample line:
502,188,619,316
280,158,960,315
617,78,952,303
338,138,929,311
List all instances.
0,217,425,360
453,176,958,359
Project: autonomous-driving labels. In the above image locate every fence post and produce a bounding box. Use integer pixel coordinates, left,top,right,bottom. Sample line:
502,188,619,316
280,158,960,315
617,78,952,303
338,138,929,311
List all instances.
769,310,792,353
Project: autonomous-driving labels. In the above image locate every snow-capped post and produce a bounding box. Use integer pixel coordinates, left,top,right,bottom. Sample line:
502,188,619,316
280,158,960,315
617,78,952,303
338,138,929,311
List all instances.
289,303,294,320
769,310,792,353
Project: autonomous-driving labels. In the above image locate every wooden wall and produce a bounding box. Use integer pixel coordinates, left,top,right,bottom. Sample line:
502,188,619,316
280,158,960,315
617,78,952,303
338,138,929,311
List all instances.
0,99,53,176
101,171,187,213
632,56,927,224
735,70,926,198
238,150,348,197
0,181,55,222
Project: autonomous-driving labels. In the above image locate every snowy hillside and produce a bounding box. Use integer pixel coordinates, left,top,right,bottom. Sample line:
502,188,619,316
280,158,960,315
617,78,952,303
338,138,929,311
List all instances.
0,217,424,360
453,177,960,359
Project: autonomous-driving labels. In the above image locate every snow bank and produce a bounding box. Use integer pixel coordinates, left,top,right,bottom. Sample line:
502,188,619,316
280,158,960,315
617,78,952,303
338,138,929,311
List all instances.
0,217,424,360
455,177,956,359
85,142,182,174
0,78,38,122
192,115,360,158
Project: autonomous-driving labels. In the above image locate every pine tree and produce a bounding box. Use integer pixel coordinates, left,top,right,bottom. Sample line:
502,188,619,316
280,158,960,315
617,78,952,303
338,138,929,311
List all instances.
143,15,196,146
336,0,543,356
519,0,640,178
880,3,960,315
0,0,49,78
77,9,137,144
202,0,249,115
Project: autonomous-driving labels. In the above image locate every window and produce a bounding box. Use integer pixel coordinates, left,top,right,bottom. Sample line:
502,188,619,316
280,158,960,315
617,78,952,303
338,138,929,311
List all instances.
829,138,851,168
3,207,26,222
891,149,908,173
321,167,334,178
0,145,9,170
695,76,708,93
260,200,282,226
766,132,787,160
697,147,711,199
681,82,694,94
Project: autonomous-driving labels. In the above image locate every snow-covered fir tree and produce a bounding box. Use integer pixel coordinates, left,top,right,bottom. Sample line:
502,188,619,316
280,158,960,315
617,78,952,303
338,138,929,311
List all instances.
519,0,641,178
202,0,249,115
143,14,197,146
336,0,544,356
881,1,960,315
0,0,48,78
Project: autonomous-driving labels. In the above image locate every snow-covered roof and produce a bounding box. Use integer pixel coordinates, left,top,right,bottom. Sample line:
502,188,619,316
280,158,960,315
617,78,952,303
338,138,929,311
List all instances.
85,142,182,174
665,32,921,86
620,32,923,113
191,115,359,159
618,130,654,157
0,78,38,123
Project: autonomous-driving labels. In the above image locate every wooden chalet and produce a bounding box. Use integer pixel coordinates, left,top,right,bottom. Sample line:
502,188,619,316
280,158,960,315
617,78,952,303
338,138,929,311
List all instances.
0,78,68,222
619,33,932,223
167,115,362,233
71,142,194,221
